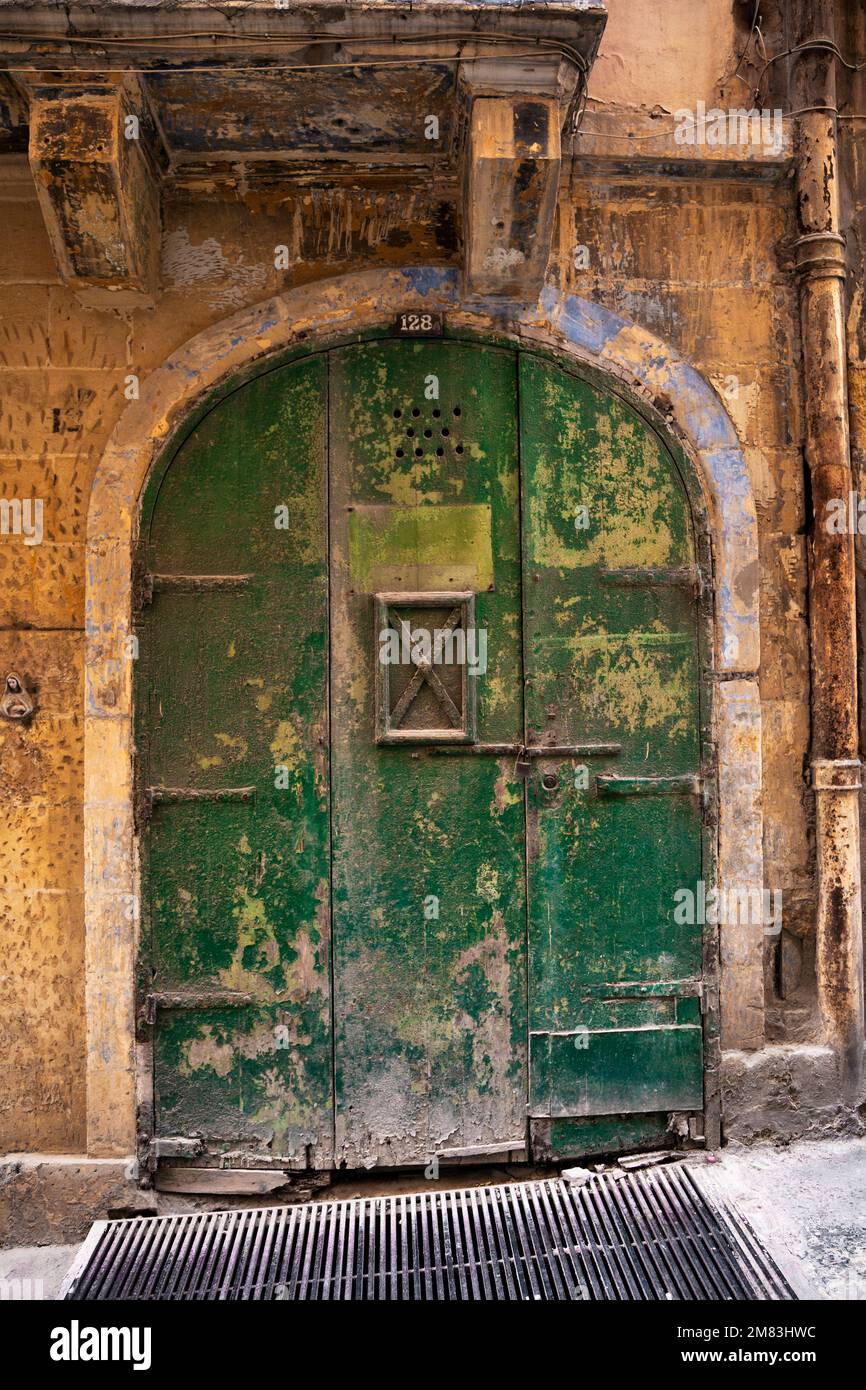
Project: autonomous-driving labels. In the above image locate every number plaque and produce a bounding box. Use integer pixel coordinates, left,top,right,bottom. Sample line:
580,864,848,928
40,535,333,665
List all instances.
393,311,443,337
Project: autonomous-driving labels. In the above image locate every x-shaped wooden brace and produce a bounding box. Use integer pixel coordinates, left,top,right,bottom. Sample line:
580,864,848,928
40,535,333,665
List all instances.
389,607,463,729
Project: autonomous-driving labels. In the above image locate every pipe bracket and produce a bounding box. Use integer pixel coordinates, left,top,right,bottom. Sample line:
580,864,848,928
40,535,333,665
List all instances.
794,230,846,280
811,758,862,792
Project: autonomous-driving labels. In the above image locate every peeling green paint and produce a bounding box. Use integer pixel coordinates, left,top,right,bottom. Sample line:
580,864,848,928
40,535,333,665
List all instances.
137,355,333,1164
520,354,703,1121
330,340,527,1166
138,341,703,1170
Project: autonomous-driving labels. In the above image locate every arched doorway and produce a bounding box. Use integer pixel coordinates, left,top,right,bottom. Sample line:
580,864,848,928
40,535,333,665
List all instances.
135,333,709,1173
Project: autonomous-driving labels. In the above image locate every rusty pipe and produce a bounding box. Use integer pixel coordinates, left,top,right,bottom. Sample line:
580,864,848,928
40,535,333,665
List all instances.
791,0,865,1100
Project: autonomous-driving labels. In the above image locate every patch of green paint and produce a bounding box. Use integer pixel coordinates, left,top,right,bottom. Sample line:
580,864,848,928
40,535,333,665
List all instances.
348,503,494,592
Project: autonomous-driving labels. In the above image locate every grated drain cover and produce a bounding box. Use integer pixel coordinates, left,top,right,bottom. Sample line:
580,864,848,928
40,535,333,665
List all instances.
61,1165,795,1302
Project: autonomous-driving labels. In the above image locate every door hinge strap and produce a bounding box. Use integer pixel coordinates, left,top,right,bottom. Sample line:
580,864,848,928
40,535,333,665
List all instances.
599,566,699,594
148,573,254,594
578,979,702,1000
148,1137,205,1160
596,773,700,797
145,989,255,1025
146,785,256,807
430,742,621,758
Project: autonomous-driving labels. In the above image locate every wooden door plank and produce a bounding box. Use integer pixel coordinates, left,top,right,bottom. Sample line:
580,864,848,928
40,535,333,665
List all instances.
136,356,333,1166
519,354,704,1137
328,339,527,1167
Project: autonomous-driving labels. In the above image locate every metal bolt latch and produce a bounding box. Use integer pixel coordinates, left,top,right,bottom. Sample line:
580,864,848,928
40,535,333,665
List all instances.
1,671,34,720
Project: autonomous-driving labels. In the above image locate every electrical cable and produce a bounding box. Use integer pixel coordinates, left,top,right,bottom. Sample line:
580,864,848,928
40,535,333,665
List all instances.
0,27,588,73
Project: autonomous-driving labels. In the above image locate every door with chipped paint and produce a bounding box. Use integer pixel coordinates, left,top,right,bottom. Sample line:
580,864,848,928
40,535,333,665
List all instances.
329,341,527,1167
519,357,705,1160
136,358,334,1168
136,336,706,1175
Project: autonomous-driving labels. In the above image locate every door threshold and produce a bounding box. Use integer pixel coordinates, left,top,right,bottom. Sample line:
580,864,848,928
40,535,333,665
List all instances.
435,1140,527,1161
155,1167,303,1196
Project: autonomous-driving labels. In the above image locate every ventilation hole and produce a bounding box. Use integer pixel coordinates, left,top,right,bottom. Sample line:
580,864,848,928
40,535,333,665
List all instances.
432,408,441,418
396,448,405,459
393,408,402,419
441,428,450,437
411,407,421,418
456,445,464,455
423,429,432,439
414,448,423,458
407,428,415,438
453,406,462,417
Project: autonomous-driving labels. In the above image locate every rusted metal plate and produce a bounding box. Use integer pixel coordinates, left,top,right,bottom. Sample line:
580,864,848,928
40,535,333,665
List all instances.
136,357,333,1166
329,340,527,1167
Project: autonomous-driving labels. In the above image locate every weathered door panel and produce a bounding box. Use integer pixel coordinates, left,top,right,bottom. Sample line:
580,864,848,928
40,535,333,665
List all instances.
137,358,333,1165
526,787,703,1008
329,340,527,1166
530,998,704,1118
519,356,704,1134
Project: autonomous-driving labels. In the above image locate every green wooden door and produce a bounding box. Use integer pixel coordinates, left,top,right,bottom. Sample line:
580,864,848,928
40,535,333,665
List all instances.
136,358,333,1167
137,338,705,1172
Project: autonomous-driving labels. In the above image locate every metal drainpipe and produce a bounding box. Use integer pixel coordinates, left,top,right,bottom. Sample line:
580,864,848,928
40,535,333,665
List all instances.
791,0,865,1100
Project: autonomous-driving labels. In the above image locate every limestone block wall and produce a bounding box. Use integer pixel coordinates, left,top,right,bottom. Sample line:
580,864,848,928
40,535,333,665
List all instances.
556,177,814,1041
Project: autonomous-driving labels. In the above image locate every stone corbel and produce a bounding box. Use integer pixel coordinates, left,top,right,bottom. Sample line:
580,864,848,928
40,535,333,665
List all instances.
461,59,578,300
23,73,163,306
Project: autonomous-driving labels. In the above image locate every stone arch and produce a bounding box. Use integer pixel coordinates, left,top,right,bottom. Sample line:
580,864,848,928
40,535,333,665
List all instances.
85,266,763,1155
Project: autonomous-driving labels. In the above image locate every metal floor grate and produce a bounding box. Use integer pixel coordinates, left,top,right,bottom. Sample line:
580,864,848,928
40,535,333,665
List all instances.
61,1165,796,1301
